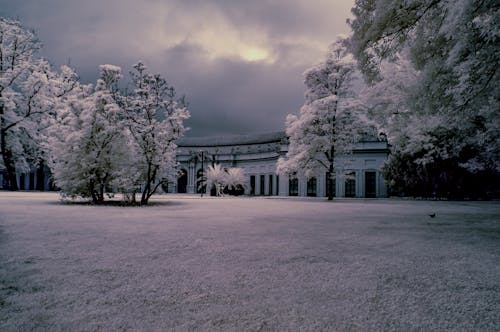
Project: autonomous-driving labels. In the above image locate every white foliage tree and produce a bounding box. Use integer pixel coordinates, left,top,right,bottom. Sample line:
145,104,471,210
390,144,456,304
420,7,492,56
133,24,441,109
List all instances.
277,35,373,200
0,18,72,190
198,164,247,197
47,65,130,203
120,62,190,205
350,0,499,197
200,164,226,197
224,167,247,194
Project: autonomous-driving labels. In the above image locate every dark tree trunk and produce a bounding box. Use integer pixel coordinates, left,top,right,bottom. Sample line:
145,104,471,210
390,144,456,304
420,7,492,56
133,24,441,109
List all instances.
89,180,97,203
1,93,18,190
36,161,45,191
141,162,152,205
141,163,159,205
327,146,335,201
0,128,18,190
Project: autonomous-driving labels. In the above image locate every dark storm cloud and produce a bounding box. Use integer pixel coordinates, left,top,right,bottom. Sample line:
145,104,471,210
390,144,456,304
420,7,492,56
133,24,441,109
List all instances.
0,0,354,137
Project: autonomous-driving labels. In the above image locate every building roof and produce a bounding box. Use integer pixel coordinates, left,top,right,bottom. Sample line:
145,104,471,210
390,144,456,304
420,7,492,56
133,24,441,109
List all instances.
178,131,286,147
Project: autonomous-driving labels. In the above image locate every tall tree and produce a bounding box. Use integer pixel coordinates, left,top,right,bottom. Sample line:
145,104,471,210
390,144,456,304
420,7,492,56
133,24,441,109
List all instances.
350,0,499,197
277,35,373,200
47,65,129,203
121,62,190,205
0,18,67,190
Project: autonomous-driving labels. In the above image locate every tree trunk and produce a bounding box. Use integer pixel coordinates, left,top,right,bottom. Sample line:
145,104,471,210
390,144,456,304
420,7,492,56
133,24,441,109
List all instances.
141,163,159,205
89,179,99,204
141,163,152,205
99,182,105,204
327,146,335,201
36,161,45,191
0,128,18,191
141,187,150,205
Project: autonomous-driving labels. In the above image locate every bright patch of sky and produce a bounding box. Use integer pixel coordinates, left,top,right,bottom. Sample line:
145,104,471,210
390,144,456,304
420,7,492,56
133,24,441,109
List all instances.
0,0,355,136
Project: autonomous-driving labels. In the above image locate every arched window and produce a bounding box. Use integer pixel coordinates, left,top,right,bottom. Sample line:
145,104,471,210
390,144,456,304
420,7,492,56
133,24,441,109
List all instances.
289,177,298,196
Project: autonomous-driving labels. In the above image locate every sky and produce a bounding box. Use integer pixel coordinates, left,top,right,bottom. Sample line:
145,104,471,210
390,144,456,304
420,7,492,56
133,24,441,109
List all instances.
0,0,355,137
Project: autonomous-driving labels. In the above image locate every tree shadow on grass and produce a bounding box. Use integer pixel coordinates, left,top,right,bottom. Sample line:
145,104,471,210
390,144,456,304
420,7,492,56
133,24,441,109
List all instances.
45,199,188,208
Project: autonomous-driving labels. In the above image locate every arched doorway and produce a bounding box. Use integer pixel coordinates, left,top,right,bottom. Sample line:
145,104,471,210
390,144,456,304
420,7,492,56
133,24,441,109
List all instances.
177,169,188,193
289,177,298,196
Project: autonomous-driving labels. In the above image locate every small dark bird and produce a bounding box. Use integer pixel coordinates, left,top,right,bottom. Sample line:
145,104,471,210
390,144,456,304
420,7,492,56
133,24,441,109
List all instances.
428,213,436,218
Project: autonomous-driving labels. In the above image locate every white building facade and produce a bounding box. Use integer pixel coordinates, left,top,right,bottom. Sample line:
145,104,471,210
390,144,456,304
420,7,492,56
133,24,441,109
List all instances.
175,131,389,198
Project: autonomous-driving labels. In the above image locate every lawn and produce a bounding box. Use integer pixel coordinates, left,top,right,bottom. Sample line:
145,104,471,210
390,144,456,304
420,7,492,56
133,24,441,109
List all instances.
0,192,499,331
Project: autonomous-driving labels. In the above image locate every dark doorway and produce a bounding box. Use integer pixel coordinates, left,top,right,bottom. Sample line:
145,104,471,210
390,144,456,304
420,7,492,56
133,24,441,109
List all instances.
268,175,273,196
365,171,376,198
276,175,279,196
289,178,298,196
250,175,255,195
19,174,25,190
177,169,188,193
260,175,265,195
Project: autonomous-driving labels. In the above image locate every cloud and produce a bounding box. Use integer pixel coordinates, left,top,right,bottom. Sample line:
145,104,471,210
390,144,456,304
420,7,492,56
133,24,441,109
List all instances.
0,0,355,136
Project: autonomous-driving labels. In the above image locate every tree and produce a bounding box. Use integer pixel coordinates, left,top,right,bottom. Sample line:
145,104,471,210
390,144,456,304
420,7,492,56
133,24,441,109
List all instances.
224,167,247,195
277,35,373,200
120,62,190,205
198,164,247,196
349,0,499,197
0,18,70,190
46,65,130,203
200,164,226,196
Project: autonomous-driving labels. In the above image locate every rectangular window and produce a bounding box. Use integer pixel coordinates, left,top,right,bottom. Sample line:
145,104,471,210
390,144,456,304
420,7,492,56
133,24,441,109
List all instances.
250,175,255,195
276,175,279,196
268,175,273,196
260,175,265,195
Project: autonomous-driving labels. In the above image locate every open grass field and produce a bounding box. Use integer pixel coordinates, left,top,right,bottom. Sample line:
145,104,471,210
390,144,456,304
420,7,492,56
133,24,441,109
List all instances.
1,192,499,331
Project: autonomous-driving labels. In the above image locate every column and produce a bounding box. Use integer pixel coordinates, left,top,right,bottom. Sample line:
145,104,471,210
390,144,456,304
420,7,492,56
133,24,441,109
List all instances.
187,162,195,194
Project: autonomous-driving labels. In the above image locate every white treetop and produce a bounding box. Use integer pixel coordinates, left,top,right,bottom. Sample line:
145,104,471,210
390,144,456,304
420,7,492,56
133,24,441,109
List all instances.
120,62,190,204
350,0,499,179
47,65,129,203
0,18,73,190
199,164,247,197
277,35,373,200
46,62,190,204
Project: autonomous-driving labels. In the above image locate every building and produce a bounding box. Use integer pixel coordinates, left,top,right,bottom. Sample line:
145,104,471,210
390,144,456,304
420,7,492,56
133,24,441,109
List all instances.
0,163,53,191
1,131,389,197
175,131,389,198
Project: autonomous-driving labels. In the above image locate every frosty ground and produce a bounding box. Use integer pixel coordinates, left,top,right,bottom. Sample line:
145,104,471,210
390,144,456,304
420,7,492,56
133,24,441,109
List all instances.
0,193,499,331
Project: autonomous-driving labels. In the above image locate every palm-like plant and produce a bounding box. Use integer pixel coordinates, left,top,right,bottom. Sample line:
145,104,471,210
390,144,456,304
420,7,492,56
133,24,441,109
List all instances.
198,164,247,196
199,164,226,196
224,167,247,195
